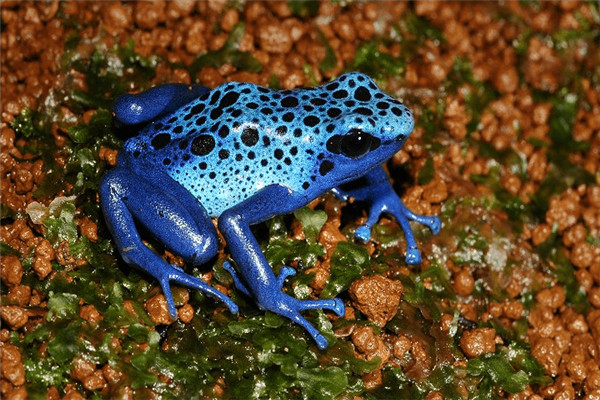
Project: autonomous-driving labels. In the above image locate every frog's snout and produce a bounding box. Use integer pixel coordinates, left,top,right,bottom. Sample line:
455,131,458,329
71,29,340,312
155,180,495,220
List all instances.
396,134,406,142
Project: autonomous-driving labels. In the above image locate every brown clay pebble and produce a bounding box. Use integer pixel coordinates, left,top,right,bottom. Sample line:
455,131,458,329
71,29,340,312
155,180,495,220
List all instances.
349,274,403,327
0,343,25,386
0,255,23,287
453,269,475,296
1,2,600,399
536,286,566,310
0,305,28,330
145,294,175,325
351,325,390,368
460,328,497,358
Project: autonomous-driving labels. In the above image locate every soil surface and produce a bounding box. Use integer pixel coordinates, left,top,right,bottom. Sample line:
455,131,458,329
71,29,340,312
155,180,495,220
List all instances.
1,1,599,399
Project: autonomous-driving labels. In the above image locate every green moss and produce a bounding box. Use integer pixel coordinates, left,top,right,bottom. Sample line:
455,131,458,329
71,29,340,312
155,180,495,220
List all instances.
288,0,320,18
467,343,551,397
417,156,435,185
349,41,405,82
400,265,453,322
317,29,338,73
294,207,327,244
10,108,45,139
321,242,370,299
188,23,262,79
66,39,158,110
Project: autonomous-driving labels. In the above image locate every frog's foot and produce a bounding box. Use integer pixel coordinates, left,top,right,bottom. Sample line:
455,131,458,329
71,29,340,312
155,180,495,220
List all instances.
224,261,344,349
274,266,345,318
389,200,441,265
159,265,239,319
277,266,346,350
225,263,298,295
266,294,345,350
405,245,422,265
276,266,296,288
354,191,441,265
402,207,441,235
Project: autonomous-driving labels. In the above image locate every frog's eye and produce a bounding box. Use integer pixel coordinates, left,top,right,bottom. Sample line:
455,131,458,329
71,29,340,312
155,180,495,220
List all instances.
341,130,371,158
327,129,380,159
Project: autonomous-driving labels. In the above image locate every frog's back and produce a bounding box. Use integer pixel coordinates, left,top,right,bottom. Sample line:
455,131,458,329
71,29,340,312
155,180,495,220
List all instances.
122,82,318,215
122,73,413,216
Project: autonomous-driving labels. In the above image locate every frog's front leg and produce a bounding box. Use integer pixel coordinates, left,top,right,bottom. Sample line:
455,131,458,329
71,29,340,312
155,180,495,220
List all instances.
335,166,441,265
99,167,238,317
218,184,345,350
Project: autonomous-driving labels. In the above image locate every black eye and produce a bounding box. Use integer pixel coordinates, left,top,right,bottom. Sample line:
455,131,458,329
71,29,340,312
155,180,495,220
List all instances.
340,129,372,159
326,135,342,154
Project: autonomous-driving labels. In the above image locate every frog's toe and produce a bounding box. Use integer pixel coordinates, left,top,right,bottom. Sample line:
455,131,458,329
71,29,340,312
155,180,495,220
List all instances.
401,206,442,235
426,216,442,234
354,225,372,242
295,298,345,317
158,278,179,320
275,302,332,350
277,266,296,288
168,267,239,314
172,264,185,273
313,332,330,350
280,266,297,277
331,298,345,317
223,261,251,296
405,245,422,265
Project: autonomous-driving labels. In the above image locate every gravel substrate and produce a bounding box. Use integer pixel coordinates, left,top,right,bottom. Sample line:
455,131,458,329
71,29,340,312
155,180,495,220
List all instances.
1,2,599,399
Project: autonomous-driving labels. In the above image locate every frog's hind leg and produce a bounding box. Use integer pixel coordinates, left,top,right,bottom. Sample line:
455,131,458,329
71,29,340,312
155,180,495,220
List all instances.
99,168,238,317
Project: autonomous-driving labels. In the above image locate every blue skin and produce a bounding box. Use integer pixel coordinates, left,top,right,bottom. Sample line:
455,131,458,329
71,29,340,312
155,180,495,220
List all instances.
100,72,441,349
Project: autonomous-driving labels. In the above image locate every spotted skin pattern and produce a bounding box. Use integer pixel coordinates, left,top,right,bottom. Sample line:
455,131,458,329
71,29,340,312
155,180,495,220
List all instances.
100,72,441,349
123,73,413,215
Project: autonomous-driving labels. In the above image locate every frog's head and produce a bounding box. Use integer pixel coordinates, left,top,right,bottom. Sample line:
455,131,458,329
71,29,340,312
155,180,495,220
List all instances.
312,72,414,185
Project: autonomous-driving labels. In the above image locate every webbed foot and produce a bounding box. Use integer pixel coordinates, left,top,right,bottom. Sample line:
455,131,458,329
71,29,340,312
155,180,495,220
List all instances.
272,294,345,349
351,183,441,265
224,261,344,349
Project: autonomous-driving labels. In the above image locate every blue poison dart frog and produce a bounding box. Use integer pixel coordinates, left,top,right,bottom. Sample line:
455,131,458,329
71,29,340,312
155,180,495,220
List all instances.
100,72,441,349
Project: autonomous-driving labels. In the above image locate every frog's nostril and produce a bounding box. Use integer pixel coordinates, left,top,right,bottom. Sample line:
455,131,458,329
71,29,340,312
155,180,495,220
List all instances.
396,134,405,141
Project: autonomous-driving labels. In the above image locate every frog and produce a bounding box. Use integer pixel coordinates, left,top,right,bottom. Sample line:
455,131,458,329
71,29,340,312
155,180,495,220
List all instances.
100,72,441,349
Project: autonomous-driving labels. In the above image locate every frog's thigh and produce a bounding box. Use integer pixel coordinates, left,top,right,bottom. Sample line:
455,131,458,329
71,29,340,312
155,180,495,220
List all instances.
101,168,218,265
113,84,209,126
